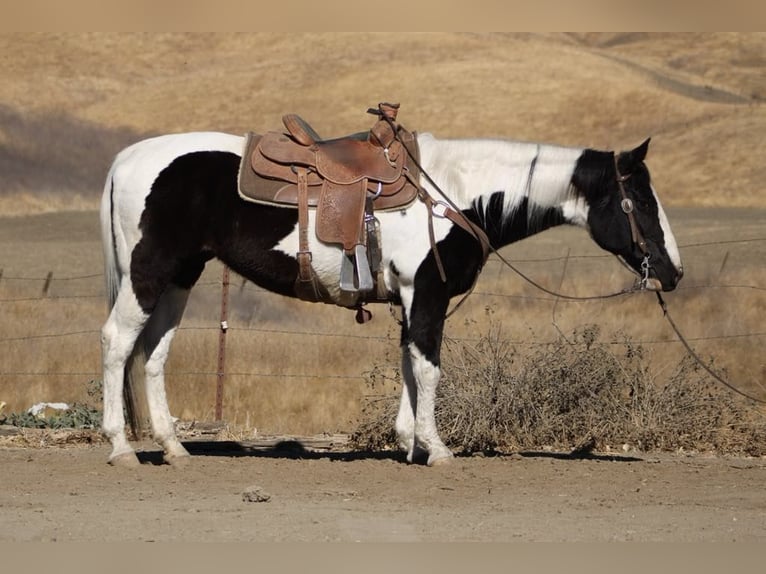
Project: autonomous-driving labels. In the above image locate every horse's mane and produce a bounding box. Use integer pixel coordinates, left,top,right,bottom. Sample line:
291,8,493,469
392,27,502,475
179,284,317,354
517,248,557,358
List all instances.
416,133,584,228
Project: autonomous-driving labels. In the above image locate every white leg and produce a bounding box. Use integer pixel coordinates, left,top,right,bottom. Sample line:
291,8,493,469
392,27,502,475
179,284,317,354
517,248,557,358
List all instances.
395,350,418,461
394,285,453,466
409,344,453,466
101,285,149,467
142,286,191,466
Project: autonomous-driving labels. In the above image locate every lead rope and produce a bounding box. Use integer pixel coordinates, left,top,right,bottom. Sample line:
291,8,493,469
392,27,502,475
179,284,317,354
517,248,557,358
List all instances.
655,292,765,404
382,111,765,403
383,111,640,302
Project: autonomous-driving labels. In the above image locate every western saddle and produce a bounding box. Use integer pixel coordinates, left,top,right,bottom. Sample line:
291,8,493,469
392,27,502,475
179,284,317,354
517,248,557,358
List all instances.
238,103,421,307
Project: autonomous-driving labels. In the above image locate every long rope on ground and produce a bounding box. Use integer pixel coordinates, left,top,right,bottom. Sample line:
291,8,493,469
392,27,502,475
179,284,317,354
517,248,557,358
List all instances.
655,292,766,405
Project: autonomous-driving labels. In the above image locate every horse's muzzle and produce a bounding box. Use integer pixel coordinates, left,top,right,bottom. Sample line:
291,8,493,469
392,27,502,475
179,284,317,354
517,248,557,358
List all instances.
656,265,683,292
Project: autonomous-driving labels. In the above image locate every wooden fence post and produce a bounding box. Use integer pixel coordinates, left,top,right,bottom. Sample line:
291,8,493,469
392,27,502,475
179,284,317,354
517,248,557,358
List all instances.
42,271,53,297
551,248,571,331
215,265,230,422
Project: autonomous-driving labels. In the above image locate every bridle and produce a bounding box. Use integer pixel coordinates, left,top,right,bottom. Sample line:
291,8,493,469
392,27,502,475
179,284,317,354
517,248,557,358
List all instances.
614,153,652,289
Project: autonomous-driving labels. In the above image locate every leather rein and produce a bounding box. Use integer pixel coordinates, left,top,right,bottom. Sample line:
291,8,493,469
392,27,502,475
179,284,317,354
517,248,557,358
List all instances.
382,111,651,303
386,120,766,404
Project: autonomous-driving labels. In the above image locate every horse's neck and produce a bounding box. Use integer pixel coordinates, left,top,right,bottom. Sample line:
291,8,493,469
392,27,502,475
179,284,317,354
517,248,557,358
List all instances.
419,134,586,247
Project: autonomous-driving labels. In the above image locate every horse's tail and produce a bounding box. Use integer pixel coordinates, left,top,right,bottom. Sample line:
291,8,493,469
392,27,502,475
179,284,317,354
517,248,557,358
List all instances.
100,160,144,440
100,163,120,311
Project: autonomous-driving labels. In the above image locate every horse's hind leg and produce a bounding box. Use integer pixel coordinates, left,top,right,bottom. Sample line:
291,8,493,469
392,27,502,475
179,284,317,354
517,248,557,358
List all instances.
142,285,192,466
101,285,150,467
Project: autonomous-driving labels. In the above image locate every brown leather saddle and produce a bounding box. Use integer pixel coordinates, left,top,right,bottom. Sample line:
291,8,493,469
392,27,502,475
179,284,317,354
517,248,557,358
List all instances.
238,103,420,302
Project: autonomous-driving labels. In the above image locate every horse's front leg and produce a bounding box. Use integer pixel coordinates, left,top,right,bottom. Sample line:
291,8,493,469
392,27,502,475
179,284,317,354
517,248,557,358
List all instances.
395,288,453,466
395,347,427,463
407,344,453,466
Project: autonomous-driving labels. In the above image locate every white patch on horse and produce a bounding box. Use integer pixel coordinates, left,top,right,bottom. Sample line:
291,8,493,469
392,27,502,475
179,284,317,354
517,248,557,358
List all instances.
415,133,583,226
651,185,683,272
561,194,590,228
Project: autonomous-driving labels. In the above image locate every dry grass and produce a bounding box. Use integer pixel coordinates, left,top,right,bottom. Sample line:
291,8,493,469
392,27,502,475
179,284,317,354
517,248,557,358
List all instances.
0,428,105,449
352,324,766,456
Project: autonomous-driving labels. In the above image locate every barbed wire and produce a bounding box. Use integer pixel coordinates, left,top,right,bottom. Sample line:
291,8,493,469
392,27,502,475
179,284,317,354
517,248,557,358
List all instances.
0,294,104,303
1,322,763,347
2,236,764,283
1,235,764,390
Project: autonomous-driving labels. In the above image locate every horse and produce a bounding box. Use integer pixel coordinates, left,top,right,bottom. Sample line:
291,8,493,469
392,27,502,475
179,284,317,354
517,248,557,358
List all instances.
99,126,683,468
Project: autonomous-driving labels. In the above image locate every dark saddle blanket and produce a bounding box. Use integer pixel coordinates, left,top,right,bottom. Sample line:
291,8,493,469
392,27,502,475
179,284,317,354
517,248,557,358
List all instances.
238,103,421,301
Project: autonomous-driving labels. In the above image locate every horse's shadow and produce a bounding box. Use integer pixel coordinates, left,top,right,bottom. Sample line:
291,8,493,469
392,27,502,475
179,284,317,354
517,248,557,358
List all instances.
514,450,643,462
135,440,643,465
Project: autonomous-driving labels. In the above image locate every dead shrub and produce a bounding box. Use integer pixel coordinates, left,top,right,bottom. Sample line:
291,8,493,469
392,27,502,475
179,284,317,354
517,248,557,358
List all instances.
351,324,766,456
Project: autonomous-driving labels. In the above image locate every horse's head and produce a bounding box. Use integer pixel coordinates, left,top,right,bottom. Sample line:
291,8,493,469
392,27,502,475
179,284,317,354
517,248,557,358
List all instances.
573,139,683,291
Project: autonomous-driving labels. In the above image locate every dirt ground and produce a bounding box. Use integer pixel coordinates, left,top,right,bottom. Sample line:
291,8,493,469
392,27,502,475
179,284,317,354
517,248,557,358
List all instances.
1,435,764,542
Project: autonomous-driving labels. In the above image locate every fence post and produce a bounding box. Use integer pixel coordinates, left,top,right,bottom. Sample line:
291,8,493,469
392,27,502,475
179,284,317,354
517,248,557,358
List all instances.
551,248,571,330
718,250,730,279
42,271,53,297
215,265,230,422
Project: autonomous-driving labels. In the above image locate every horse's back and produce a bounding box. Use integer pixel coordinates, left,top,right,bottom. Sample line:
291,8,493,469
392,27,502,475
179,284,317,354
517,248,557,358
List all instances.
102,132,245,270
110,132,244,188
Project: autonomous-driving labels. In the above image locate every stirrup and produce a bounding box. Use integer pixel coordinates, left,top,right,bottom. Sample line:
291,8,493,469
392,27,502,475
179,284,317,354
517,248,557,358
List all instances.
339,245,374,292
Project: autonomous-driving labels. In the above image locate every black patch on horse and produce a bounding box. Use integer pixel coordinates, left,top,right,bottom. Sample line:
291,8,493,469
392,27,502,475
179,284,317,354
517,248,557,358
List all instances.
131,151,300,313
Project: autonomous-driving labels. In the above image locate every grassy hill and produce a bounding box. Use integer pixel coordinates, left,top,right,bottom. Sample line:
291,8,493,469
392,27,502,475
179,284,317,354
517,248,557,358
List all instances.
0,32,763,213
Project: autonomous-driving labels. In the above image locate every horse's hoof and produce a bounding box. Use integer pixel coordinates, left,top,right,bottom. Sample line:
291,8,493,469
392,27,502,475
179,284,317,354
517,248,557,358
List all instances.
427,452,454,467
164,453,191,467
407,445,430,465
108,451,141,468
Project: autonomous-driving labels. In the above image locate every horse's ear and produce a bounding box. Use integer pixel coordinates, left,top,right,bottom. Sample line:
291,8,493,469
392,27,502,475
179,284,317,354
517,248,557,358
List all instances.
637,137,651,159
629,138,651,164
619,138,650,173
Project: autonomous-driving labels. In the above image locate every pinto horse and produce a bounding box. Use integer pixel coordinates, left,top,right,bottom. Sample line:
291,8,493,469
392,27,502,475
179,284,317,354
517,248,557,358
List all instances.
100,128,683,467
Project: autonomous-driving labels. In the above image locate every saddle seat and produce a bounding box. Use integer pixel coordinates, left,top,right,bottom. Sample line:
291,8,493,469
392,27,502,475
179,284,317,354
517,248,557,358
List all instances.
280,110,405,186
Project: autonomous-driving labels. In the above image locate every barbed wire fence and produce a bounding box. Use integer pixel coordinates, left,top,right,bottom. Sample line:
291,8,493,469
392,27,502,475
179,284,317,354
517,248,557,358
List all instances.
1,235,765,420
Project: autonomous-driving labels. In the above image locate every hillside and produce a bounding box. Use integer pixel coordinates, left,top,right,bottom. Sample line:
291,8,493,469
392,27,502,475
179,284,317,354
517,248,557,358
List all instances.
0,32,764,213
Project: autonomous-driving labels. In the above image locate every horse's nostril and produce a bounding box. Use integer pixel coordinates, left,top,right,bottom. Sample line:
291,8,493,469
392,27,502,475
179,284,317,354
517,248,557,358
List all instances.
674,267,684,286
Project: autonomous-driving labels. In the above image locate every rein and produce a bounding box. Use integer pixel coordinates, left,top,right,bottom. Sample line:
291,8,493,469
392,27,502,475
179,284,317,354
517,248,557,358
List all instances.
381,110,644,303
384,115,763,404
655,292,766,404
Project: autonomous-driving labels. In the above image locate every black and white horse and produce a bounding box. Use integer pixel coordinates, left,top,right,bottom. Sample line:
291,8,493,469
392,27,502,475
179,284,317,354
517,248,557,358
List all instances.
100,129,683,467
